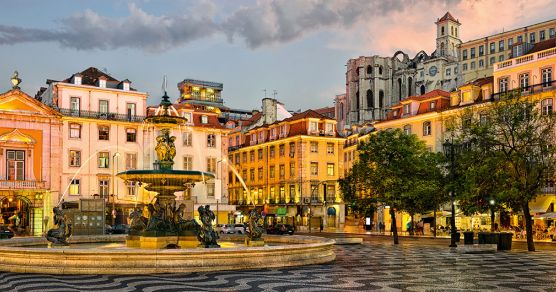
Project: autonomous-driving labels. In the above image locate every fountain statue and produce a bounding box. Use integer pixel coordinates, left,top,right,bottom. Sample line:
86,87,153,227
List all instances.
46,207,72,245
197,205,220,248
117,92,217,248
244,208,265,246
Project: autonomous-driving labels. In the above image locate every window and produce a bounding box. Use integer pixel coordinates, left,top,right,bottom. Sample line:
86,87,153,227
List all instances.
311,184,319,202
551,28,556,39
201,115,208,124
126,128,136,142
327,143,334,154
470,61,476,70
326,185,335,202
258,131,264,141
310,142,318,153
99,100,109,114
269,146,275,158
6,150,25,180
403,125,411,135
403,104,410,114
98,125,109,140
490,57,495,65
542,67,552,87
279,164,285,179
234,153,240,164
182,112,192,123
124,153,136,170
441,26,444,35
379,66,383,75
250,150,255,162
430,101,436,110
540,30,546,41
367,65,373,75
470,48,476,58
258,149,263,160
182,156,192,170
289,185,296,202
423,121,432,136
270,128,276,139
69,179,80,195
69,150,81,167
250,169,255,181
310,162,318,176
206,157,216,173
279,125,287,137
327,163,335,176
241,152,247,163
462,49,468,60
289,142,295,156
463,63,468,71
70,97,80,115
69,123,81,138
530,32,536,43
207,134,216,147
207,183,215,198
517,35,523,43
499,55,505,62
325,123,333,133
479,59,484,67
98,152,109,168
309,121,318,133
258,167,263,180
490,42,495,54
251,133,256,144
183,131,192,146
279,144,285,156
289,162,295,177
508,38,513,47
99,179,109,197
499,40,505,51
127,181,138,196
520,73,529,91
499,77,508,92
446,68,451,76
126,103,136,121
542,99,553,115
270,166,275,179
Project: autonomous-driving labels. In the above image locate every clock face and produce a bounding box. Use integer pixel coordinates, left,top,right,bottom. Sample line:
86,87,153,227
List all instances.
429,66,438,76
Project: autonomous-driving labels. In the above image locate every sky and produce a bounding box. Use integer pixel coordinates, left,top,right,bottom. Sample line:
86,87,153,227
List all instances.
0,0,555,111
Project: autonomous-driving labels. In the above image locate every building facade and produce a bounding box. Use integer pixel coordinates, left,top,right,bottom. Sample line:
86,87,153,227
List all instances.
0,85,62,236
227,110,345,230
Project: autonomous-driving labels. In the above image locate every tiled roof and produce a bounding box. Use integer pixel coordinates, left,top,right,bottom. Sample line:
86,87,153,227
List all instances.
403,89,451,102
283,109,331,122
463,76,494,87
436,12,460,24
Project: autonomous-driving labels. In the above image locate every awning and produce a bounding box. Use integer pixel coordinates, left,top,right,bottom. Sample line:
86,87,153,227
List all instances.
529,195,554,213
534,212,556,219
277,207,287,216
327,207,336,216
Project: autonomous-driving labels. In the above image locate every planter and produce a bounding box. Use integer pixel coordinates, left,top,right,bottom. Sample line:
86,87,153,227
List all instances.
478,232,499,245
497,232,513,250
463,231,474,245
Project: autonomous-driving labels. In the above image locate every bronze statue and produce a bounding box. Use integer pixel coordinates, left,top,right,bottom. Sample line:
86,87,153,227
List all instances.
173,203,200,235
46,207,72,245
129,207,147,234
245,208,264,240
155,129,177,163
145,201,166,231
197,205,219,248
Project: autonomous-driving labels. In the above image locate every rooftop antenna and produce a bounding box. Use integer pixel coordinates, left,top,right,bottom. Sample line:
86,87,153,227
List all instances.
273,90,278,99
263,89,267,98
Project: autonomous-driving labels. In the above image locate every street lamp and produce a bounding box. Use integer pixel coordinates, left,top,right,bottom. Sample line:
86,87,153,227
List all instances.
489,198,496,231
443,139,459,248
216,158,228,225
112,152,120,226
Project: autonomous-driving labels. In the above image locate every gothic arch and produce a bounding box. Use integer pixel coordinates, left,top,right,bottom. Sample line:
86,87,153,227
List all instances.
392,51,410,63
366,90,374,109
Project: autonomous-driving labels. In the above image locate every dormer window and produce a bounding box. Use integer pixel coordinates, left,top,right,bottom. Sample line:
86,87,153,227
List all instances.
251,133,256,144
309,121,318,133
182,112,192,123
201,115,208,124
73,75,82,85
270,128,276,138
123,82,130,91
403,104,411,114
430,101,436,110
325,123,333,134
259,131,264,141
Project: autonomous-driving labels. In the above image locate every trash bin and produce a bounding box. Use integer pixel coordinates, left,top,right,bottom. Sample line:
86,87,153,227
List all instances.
497,232,513,250
463,231,474,245
478,232,499,244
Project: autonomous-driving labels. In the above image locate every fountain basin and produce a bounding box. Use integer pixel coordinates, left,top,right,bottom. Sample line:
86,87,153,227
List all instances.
0,235,335,274
117,169,214,193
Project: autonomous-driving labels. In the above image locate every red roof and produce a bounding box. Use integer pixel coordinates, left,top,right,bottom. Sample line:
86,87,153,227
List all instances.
436,12,460,24
403,89,451,102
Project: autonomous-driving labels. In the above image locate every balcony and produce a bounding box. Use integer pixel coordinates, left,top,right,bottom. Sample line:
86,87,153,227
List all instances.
58,108,145,123
0,180,45,189
491,80,556,100
495,47,556,72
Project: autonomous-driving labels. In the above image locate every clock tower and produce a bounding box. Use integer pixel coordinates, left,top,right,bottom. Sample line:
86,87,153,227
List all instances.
435,12,461,60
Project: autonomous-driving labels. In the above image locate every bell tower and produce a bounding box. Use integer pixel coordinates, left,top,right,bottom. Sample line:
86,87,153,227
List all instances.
435,12,461,60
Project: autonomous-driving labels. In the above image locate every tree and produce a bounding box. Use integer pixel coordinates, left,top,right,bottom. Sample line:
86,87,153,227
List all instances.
354,129,445,244
446,92,556,251
340,160,376,222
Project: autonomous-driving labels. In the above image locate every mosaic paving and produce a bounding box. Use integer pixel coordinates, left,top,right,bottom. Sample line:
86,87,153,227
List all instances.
1,241,555,291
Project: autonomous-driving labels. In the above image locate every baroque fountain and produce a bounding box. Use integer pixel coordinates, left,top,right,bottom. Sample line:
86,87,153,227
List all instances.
0,93,335,274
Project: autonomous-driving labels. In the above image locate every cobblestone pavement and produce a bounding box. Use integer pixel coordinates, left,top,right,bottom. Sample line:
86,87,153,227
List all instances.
1,241,555,292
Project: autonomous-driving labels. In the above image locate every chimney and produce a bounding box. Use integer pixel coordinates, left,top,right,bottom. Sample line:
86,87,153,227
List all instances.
262,98,277,125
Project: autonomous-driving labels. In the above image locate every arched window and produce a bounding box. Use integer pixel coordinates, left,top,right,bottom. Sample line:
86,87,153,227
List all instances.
440,42,445,56
355,91,360,110
398,78,403,100
451,26,454,36
379,90,384,108
379,66,383,75
366,65,372,75
441,26,445,35
366,90,374,109
403,124,412,135
423,121,432,136
408,77,413,96
339,103,344,119
420,85,426,95
455,27,458,37
541,98,553,115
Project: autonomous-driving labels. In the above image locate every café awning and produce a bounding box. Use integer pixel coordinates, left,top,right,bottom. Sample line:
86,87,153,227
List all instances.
529,195,554,213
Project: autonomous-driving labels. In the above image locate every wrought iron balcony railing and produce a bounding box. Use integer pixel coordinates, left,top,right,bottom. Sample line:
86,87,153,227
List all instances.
0,180,45,189
57,108,145,123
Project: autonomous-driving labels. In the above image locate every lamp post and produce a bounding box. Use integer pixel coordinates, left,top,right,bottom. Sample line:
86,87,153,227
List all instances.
489,199,496,231
443,139,459,248
216,158,227,225
112,152,120,226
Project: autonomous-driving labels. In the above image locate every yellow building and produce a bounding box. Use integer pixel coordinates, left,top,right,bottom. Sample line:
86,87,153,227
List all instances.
228,110,345,231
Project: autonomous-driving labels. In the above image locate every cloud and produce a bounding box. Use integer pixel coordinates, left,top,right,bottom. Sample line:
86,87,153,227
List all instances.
0,0,554,53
